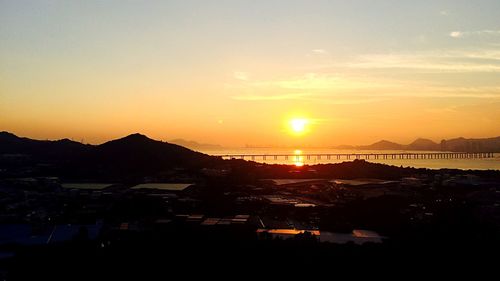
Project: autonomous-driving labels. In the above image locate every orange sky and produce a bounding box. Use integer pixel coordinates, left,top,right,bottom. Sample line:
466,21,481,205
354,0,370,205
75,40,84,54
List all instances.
1,1,499,146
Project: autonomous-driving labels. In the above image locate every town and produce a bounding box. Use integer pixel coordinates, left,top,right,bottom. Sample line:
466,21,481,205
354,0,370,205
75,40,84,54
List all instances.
1,157,499,277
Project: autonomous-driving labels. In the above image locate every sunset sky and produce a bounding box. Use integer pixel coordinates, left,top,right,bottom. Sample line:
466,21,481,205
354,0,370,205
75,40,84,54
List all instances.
1,0,499,147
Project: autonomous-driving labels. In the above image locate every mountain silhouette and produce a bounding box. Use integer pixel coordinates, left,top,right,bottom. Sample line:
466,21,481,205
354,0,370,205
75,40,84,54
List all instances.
406,138,440,150
0,132,217,180
334,136,500,152
169,138,223,150
89,133,213,175
0,131,90,161
357,140,403,150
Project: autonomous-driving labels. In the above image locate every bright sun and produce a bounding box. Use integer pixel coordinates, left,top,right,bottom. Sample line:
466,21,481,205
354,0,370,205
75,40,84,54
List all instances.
290,118,308,134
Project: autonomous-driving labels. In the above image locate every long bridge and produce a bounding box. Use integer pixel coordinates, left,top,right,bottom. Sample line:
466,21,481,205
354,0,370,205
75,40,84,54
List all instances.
213,152,496,161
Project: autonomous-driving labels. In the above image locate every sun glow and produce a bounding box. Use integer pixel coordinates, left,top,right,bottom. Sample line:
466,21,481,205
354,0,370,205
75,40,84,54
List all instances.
289,118,308,134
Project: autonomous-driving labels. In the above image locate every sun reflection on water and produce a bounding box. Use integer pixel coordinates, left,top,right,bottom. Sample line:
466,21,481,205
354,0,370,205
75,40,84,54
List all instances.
293,149,304,167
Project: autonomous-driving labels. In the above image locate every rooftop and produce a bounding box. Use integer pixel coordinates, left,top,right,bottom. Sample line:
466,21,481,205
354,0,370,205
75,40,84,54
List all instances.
131,183,193,191
61,183,115,190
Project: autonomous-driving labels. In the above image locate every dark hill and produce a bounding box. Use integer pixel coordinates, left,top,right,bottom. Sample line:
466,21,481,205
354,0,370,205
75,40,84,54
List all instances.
86,133,214,177
358,140,403,150
334,136,500,152
169,138,222,150
0,132,217,180
0,131,90,161
406,138,439,151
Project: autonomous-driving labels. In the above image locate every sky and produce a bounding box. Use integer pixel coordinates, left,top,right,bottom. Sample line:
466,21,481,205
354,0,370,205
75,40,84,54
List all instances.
1,0,499,147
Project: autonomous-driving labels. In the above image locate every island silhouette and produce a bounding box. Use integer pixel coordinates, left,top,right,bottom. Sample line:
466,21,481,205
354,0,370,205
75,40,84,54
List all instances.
334,136,500,152
1,131,499,182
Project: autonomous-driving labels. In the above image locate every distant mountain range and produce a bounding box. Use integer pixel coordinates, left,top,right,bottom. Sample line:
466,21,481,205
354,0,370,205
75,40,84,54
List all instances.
0,132,218,180
333,137,500,152
169,139,223,150
1,132,500,181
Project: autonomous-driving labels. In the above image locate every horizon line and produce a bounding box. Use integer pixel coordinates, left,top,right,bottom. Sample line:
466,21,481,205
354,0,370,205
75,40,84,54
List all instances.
2,130,499,149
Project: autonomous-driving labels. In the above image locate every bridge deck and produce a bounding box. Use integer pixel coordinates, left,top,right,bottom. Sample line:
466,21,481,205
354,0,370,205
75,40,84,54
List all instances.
212,152,496,160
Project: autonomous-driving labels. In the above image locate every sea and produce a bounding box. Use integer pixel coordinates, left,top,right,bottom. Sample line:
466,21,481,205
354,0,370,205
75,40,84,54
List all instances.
198,148,500,170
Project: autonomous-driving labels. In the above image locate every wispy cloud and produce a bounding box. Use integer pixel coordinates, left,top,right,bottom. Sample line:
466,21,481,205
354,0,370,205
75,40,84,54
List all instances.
420,86,500,98
228,48,500,103
449,31,463,38
311,49,328,55
233,71,249,81
309,97,389,105
231,92,309,101
346,50,500,73
440,10,450,16
449,29,500,38
260,73,341,90
230,70,500,101
247,73,402,91
450,49,500,61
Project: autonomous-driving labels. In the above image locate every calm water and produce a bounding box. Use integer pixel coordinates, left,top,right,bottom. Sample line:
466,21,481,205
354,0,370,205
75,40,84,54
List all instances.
199,148,500,170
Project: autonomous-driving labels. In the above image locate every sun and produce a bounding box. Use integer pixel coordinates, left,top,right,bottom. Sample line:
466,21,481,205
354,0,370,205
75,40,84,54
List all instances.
289,118,308,134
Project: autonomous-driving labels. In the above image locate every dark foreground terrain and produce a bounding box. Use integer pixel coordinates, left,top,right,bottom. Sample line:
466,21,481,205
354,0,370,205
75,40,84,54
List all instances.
1,133,499,278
